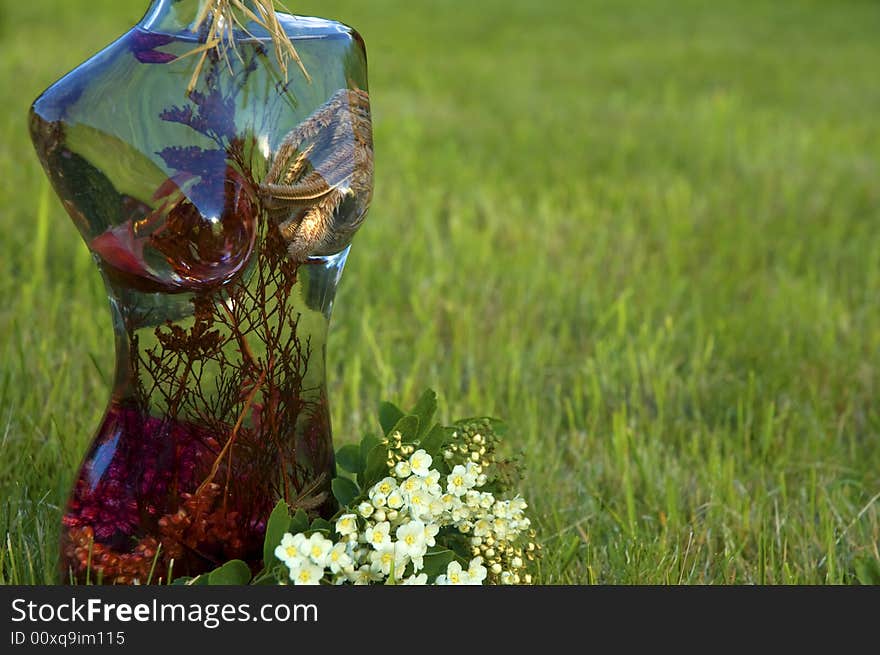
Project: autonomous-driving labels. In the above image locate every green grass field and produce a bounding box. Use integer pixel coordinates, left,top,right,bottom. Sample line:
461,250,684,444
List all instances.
1,0,879,584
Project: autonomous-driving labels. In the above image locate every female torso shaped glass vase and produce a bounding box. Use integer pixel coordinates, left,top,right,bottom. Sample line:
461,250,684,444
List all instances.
28,0,372,583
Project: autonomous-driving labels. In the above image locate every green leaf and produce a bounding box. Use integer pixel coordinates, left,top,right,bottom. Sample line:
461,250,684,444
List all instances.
488,418,508,436
289,508,309,535
363,442,391,489
310,517,332,534
332,476,360,508
421,548,456,579
443,532,476,560
357,433,381,487
409,389,438,439
263,499,292,566
420,424,452,456
207,560,252,585
391,415,420,444
336,444,362,475
252,567,286,585
378,401,404,435
171,576,194,585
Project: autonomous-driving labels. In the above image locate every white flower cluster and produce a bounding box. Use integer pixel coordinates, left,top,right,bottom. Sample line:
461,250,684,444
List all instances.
274,437,532,585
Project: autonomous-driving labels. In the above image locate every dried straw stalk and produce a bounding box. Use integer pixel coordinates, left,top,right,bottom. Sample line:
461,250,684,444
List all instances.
184,0,311,94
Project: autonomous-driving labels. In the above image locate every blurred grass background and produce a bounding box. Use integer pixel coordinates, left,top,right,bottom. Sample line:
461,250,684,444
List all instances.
1,0,880,584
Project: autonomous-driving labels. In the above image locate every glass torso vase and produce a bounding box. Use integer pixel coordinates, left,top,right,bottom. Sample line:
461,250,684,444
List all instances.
28,0,372,584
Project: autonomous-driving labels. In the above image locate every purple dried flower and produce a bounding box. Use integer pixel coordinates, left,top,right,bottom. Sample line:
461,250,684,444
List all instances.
129,30,177,65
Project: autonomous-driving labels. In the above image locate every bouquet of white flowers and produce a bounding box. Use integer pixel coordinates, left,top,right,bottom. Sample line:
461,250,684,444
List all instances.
177,390,540,586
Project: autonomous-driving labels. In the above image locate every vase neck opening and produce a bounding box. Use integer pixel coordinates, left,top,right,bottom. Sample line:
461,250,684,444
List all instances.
141,0,265,34
141,0,208,31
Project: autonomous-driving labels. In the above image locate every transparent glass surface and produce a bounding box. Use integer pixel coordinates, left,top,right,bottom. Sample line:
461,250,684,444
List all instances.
29,0,372,583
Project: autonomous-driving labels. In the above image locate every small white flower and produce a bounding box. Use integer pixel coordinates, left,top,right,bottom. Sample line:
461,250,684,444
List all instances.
423,522,440,547
370,543,408,577
306,533,333,566
394,460,412,478
357,501,374,518
387,489,405,510
327,542,353,574
402,475,424,494
447,465,475,496
427,497,445,519
408,450,433,477
465,490,482,508
493,517,510,539
473,519,492,537
373,476,398,497
371,493,387,508
451,504,470,522
373,509,387,523
443,561,471,585
290,560,324,585
406,488,431,520
349,565,383,585
424,470,442,494
365,521,391,549
274,532,305,565
336,513,358,537
468,556,488,583
440,493,460,511
395,520,427,559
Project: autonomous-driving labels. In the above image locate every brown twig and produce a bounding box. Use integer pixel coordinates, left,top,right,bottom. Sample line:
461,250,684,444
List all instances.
197,368,266,496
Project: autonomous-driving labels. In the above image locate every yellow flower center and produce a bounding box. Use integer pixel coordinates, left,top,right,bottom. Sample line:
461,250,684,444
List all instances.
286,546,297,558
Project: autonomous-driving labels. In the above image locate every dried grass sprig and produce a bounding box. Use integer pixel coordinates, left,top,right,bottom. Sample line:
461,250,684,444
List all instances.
186,0,311,95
